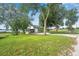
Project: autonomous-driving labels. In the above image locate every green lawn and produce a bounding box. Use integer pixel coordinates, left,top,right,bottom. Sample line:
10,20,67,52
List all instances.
0,33,76,56
74,28,79,34
49,28,79,34
49,29,69,34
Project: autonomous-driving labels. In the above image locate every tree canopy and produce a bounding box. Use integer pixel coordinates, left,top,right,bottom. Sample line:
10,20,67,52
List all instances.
0,3,78,35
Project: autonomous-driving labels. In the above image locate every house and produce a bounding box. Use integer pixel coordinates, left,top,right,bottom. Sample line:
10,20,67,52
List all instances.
27,25,38,33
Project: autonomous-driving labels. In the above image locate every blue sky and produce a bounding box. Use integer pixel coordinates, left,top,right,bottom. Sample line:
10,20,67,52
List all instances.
0,3,79,29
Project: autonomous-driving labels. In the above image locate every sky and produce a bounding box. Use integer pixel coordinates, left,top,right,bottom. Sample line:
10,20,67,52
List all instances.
0,3,79,29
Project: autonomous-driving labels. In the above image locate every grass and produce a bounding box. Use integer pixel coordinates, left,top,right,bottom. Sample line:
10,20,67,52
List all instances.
74,28,79,34
49,29,69,34
0,33,76,56
49,28,79,34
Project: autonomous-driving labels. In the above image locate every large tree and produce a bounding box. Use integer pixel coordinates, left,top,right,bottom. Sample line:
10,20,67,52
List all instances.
20,4,52,35
0,4,19,34
39,3,66,32
0,4,30,35
40,4,50,35
66,8,78,33
18,15,30,34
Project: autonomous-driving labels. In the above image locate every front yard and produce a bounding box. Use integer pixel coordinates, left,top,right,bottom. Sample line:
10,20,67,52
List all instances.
0,33,76,56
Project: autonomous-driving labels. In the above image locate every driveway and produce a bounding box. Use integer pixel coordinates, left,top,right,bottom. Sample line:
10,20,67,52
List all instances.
72,34,79,56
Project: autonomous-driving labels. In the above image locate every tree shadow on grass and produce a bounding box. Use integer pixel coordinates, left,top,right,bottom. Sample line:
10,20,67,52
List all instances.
0,35,8,39
0,37,6,39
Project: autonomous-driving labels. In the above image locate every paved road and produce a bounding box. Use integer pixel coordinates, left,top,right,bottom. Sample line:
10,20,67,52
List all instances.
73,34,79,56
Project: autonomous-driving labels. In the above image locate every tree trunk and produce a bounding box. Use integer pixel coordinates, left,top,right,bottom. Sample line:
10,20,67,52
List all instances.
14,29,19,35
23,29,25,34
44,19,47,35
56,28,58,32
55,25,59,32
43,8,50,35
